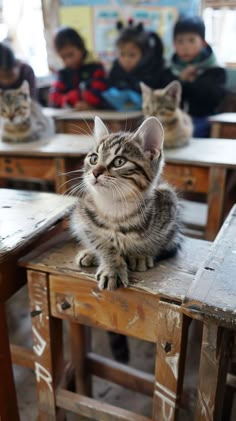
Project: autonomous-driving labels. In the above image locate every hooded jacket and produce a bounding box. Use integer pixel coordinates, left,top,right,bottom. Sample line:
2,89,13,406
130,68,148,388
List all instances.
160,44,226,117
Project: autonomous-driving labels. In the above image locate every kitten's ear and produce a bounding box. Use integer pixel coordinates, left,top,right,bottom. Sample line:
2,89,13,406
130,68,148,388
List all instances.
140,82,152,97
165,81,181,105
94,116,109,143
134,117,164,160
20,80,30,95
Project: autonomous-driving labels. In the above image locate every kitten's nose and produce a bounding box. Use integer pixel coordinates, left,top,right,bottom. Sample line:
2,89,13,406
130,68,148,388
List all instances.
93,165,105,179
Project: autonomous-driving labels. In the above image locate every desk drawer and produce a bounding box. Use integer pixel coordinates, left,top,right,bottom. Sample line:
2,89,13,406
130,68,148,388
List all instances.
0,157,55,180
163,164,209,193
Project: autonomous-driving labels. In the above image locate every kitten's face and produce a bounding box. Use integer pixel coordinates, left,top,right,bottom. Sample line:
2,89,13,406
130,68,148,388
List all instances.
141,81,181,120
82,117,164,206
0,81,31,124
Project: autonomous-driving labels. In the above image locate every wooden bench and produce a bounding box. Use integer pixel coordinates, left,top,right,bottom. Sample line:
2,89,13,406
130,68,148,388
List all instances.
19,205,236,420
19,229,211,420
0,189,76,421
56,110,143,134
209,113,236,138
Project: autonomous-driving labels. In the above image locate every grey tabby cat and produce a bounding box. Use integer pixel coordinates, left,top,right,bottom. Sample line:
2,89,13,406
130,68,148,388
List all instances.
0,80,54,143
140,80,193,149
71,116,181,291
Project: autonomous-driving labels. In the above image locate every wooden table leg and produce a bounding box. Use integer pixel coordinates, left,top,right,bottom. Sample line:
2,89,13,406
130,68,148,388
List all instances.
206,167,227,240
28,270,64,420
0,302,20,421
70,322,92,396
194,323,231,421
152,302,189,421
210,122,221,138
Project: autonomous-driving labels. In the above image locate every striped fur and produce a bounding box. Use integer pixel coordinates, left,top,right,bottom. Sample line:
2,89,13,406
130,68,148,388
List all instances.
71,116,182,290
141,80,193,149
0,81,54,143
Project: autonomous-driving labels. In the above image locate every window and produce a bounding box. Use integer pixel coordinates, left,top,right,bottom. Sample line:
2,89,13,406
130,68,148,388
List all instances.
202,1,236,66
2,0,49,76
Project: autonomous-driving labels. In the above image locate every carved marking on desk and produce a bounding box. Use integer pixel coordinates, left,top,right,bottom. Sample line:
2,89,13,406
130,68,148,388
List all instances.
32,326,47,356
166,353,180,379
35,362,53,392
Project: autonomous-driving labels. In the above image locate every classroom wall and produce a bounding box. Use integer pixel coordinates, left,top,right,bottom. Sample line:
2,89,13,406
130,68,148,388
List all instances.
59,0,201,68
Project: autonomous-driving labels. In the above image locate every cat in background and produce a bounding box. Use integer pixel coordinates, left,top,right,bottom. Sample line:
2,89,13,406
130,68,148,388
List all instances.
0,80,54,143
140,80,193,149
71,115,181,291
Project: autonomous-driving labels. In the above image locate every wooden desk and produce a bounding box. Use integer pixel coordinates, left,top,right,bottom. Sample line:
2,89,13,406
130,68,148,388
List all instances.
0,189,76,421
163,138,236,240
0,135,94,193
56,110,143,134
209,113,236,138
1,136,234,240
183,205,236,420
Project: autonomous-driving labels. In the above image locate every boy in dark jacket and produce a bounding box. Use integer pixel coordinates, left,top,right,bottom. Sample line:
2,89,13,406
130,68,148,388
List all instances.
49,27,106,110
161,15,226,137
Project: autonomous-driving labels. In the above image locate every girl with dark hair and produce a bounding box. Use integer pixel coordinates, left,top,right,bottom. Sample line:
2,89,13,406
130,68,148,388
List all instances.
102,20,164,111
0,43,36,99
49,27,106,110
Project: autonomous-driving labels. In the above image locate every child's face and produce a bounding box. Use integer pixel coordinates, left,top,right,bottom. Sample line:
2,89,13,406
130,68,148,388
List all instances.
174,33,205,62
0,67,19,86
58,45,84,69
118,42,142,72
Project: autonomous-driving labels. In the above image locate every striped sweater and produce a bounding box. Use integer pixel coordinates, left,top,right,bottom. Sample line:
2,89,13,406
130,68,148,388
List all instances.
49,52,106,108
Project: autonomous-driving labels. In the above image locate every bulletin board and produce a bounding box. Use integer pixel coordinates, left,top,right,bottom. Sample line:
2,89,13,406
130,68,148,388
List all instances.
59,0,200,67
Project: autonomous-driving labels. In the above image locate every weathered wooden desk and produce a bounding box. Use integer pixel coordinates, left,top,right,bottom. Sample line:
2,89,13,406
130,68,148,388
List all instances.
0,189,75,421
0,135,94,193
42,107,72,132
1,136,235,240
209,113,236,138
56,110,143,134
19,230,211,421
19,205,236,420
163,138,236,240
183,204,236,420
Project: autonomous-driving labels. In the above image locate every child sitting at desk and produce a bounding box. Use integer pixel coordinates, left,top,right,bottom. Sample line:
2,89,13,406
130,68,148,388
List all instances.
0,43,36,99
160,15,226,137
49,27,106,110
102,20,164,111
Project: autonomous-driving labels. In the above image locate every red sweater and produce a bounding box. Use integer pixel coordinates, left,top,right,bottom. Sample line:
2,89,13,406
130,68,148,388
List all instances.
49,57,106,108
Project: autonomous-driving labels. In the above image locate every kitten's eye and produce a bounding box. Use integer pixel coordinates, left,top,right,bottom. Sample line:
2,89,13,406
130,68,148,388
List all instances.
89,154,98,165
113,157,126,168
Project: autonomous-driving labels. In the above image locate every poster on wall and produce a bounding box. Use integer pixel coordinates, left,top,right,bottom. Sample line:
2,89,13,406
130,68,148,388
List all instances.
93,7,122,69
130,7,178,59
60,1,109,5
115,0,199,14
59,6,93,51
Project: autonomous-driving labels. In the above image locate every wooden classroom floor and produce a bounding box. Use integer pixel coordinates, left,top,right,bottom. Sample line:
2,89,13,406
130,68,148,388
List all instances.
7,284,236,421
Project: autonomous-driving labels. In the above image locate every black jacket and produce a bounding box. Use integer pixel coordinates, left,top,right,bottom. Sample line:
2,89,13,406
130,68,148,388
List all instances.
107,53,164,93
160,46,227,117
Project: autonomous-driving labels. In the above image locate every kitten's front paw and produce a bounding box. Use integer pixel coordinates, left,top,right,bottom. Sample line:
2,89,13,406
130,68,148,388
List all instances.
127,255,154,271
75,250,97,267
96,264,129,291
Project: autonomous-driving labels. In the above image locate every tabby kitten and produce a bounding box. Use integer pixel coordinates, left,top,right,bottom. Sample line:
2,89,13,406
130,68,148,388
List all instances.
0,80,54,143
140,80,193,149
71,116,181,291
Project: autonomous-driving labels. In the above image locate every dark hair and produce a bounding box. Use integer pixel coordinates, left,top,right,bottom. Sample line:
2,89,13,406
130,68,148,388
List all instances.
0,43,16,71
116,19,163,58
54,27,86,53
173,15,205,40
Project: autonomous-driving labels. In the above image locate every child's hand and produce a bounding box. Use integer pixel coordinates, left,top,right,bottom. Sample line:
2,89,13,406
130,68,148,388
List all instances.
74,101,91,111
180,66,196,82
